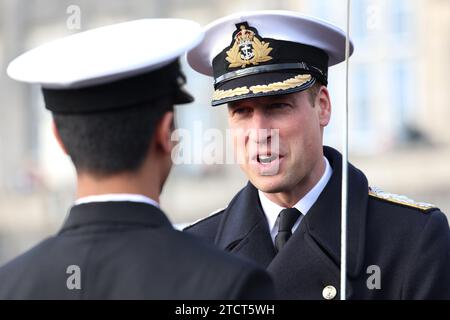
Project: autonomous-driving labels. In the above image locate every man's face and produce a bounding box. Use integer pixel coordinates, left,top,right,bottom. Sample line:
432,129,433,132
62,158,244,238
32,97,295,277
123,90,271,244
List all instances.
227,86,331,195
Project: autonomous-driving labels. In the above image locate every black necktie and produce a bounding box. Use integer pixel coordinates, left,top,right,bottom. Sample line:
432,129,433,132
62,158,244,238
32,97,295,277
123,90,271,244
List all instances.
274,208,301,253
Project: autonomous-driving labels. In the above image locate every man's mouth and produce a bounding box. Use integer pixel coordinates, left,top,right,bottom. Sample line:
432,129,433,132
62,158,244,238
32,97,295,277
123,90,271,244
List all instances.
252,153,284,176
257,154,278,164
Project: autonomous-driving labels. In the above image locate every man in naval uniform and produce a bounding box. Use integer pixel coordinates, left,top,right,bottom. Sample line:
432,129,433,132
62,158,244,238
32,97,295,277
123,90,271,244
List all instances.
0,19,275,299
185,11,450,299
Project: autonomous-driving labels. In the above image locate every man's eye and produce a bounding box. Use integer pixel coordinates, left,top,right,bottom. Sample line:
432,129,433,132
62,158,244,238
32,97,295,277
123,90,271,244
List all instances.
234,107,251,115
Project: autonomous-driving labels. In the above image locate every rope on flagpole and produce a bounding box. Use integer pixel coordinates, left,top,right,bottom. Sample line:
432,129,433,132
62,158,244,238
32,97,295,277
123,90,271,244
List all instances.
340,0,351,301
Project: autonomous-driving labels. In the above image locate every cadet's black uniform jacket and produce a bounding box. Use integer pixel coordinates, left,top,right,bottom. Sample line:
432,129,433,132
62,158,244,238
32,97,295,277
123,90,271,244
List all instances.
186,146,450,299
0,201,275,299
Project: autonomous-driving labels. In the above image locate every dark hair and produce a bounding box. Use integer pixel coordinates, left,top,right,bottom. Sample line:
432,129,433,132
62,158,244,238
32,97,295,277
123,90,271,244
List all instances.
53,99,173,177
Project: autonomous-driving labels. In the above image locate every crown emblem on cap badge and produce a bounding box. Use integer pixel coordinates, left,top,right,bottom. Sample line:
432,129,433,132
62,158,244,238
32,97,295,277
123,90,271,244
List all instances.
226,23,273,69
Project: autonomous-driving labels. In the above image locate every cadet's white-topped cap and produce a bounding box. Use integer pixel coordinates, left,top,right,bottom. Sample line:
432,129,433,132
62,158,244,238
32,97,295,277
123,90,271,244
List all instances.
8,18,203,89
186,10,353,106
7,19,203,113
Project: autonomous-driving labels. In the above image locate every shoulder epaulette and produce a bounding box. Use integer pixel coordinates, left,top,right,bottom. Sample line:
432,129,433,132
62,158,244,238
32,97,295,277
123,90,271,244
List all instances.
184,206,227,230
368,186,437,211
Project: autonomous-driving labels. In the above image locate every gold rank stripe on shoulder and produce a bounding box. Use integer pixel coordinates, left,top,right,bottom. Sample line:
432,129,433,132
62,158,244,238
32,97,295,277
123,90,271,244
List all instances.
184,206,227,229
368,187,437,211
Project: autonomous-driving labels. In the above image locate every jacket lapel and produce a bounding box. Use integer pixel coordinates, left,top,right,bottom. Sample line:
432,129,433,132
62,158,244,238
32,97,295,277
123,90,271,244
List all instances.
215,183,276,267
266,147,368,298
304,146,368,278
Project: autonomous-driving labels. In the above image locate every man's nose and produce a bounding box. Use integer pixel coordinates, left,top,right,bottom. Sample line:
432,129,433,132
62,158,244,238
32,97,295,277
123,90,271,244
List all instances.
248,113,272,144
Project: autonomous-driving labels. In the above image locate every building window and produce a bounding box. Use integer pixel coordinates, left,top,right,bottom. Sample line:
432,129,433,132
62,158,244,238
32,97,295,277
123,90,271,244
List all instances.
349,63,374,153
392,61,418,143
390,0,412,36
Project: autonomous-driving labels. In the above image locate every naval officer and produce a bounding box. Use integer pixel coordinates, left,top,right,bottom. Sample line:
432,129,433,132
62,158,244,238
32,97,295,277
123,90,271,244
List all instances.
185,11,450,299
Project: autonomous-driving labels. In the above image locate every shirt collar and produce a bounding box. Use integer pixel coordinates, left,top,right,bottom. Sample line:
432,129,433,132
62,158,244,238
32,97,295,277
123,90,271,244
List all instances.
258,156,333,232
74,193,160,208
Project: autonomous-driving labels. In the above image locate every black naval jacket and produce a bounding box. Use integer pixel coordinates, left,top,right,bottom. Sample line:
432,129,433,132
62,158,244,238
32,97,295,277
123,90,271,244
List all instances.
186,146,450,299
0,201,275,299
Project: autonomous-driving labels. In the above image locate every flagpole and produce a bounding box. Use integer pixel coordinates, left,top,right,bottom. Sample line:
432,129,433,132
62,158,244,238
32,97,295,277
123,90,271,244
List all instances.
340,0,351,301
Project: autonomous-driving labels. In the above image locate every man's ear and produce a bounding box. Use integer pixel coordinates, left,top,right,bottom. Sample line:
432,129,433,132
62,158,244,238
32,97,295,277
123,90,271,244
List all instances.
52,120,68,155
154,111,175,154
316,85,332,127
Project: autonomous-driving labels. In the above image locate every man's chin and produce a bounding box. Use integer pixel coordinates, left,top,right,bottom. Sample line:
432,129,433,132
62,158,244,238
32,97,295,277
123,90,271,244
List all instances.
249,176,288,194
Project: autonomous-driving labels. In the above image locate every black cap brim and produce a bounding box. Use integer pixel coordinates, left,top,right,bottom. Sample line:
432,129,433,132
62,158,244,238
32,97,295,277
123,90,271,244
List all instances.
175,87,194,104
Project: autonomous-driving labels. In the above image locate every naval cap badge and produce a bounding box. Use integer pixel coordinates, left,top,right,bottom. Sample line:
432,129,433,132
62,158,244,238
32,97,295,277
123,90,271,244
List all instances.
225,22,273,69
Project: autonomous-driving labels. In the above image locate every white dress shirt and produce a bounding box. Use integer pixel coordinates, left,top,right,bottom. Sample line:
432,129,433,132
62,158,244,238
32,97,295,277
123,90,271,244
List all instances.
258,156,333,243
74,193,160,208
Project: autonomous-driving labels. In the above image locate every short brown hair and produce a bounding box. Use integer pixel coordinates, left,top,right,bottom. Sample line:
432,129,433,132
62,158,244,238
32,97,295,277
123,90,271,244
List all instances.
307,81,322,106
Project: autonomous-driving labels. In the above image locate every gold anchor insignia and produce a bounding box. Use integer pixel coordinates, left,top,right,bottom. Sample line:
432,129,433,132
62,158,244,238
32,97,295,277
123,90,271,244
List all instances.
226,24,273,69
